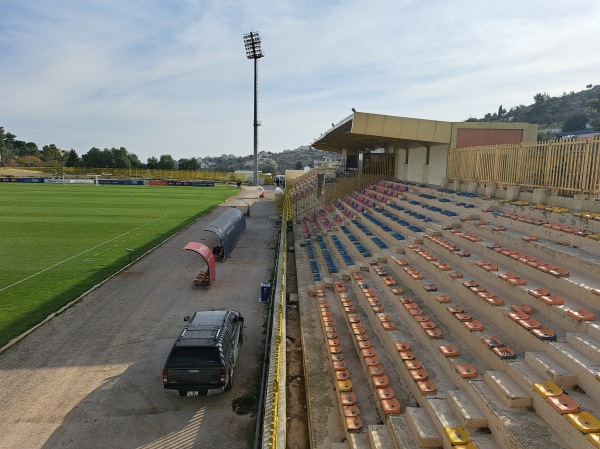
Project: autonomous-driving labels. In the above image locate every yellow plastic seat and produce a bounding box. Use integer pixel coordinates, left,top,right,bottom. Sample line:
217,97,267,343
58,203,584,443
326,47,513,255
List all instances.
444,426,470,445
566,411,600,434
533,381,563,398
587,433,600,447
337,379,353,392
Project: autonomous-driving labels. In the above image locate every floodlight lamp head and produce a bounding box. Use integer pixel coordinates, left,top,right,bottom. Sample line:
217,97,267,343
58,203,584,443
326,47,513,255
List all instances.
243,31,264,59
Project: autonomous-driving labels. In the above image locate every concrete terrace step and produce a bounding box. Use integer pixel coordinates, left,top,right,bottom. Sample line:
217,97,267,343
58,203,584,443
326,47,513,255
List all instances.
386,415,423,449
567,332,600,364
405,406,443,448
447,389,488,428
367,425,395,449
469,380,566,449
525,351,578,388
484,370,532,408
548,341,600,403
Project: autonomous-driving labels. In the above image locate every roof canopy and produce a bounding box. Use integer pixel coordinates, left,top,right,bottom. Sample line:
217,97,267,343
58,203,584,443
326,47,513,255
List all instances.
311,112,453,153
204,207,246,261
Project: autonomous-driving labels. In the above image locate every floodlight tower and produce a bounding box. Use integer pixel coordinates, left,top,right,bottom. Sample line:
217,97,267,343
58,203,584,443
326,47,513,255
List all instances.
243,31,264,186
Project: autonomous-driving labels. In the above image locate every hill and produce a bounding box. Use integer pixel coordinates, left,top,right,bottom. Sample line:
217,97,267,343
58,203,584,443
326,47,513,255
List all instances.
466,84,600,139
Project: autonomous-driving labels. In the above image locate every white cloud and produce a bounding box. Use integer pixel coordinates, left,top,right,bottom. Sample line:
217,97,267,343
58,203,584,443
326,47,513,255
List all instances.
1,0,600,160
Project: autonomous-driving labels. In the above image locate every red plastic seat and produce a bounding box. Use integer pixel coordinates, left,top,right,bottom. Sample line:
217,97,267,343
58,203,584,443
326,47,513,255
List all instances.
546,394,580,414
417,380,437,395
395,341,411,352
425,328,443,338
376,387,395,400
419,320,437,330
340,392,356,406
511,304,534,314
435,294,452,303
381,397,401,414
372,375,389,388
518,318,542,330
439,343,459,357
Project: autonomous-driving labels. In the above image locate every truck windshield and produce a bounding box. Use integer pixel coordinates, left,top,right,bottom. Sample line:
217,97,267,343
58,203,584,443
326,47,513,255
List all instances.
168,347,220,367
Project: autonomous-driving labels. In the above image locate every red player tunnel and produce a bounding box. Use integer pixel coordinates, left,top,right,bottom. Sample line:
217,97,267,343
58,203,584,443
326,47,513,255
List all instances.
183,242,216,288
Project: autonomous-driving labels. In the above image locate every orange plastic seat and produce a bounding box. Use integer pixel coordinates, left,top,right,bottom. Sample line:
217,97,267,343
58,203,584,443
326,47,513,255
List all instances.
540,294,564,305
332,360,347,371
550,268,570,277
528,287,550,298
462,280,478,288
493,346,516,359
531,327,557,341
447,305,464,314
382,321,396,331
512,304,534,314
508,310,530,321
330,353,344,362
449,271,463,279
368,365,385,377
398,351,415,361
348,314,361,323
352,326,366,335
343,404,360,417
358,340,371,349
419,320,437,330
477,291,495,299
329,345,342,355
518,318,542,330
372,305,385,313
417,380,437,395
326,331,337,339
327,337,340,346
343,305,355,313
439,343,459,357
426,328,443,339
546,393,580,414
365,356,381,367
409,307,424,316
464,320,484,331
372,375,390,388
568,309,595,321
413,314,430,323
454,312,473,322
483,336,503,348
345,416,362,432
507,277,527,286
409,368,429,381
404,359,422,370
395,341,411,352
455,363,478,378
391,287,404,295
381,397,401,414
485,296,505,306
335,370,350,381
361,348,376,358
340,391,356,406
376,387,395,400
435,294,452,303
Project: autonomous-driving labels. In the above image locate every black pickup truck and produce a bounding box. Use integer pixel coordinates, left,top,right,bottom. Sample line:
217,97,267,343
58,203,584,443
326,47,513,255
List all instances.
162,310,244,396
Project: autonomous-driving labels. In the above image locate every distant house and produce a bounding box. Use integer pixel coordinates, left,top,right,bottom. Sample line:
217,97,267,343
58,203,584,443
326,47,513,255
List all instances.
555,130,600,140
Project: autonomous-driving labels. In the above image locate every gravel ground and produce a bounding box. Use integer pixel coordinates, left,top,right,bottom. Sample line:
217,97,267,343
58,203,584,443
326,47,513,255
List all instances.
0,186,279,449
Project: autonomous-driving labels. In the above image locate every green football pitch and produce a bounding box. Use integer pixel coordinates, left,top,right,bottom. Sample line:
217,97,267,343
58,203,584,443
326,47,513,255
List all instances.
0,183,238,348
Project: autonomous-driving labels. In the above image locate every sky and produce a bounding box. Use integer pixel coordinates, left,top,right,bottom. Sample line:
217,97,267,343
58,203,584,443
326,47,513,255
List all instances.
2,0,600,162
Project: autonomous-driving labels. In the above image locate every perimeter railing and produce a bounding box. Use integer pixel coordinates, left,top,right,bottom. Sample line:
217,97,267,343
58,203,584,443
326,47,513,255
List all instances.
447,137,600,196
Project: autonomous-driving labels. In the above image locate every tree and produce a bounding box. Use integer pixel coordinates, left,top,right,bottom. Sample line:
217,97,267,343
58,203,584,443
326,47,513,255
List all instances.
158,154,175,170
146,156,158,169
294,160,303,170
562,113,588,132
498,105,506,118
590,95,600,114
65,149,79,167
533,92,549,104
42,144,62,163
110,147,132,168
178,158,199,171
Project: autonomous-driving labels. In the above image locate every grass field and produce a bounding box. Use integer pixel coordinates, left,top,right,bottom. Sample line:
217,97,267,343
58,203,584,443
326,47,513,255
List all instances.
0,183,238,347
